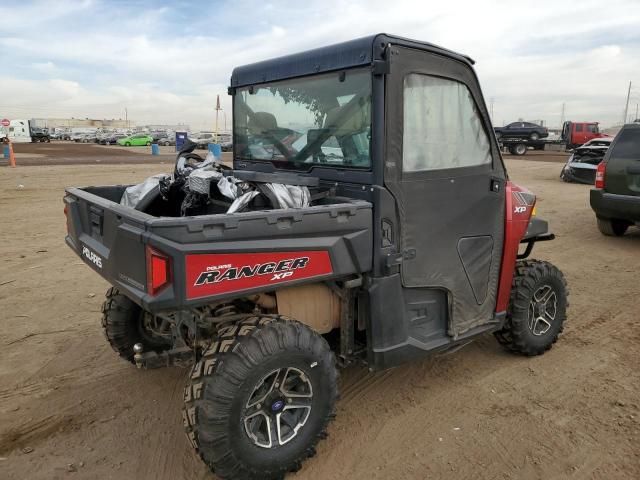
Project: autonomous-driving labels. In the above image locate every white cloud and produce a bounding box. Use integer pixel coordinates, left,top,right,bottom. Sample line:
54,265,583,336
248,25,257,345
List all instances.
1,0,639,128
31,61,57,73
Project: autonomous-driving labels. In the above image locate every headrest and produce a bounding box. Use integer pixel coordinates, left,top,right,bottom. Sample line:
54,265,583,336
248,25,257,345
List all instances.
323,103,369,135
249,112,278,134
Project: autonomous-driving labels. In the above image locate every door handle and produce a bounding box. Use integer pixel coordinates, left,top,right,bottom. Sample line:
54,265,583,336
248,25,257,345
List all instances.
626,164,640,175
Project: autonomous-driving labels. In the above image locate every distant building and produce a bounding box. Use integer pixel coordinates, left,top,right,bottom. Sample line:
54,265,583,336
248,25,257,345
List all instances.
142,124,191,132
30,118,132,130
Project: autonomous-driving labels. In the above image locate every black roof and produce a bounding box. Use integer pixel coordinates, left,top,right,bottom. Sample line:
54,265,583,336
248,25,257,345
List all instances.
230,33,474,88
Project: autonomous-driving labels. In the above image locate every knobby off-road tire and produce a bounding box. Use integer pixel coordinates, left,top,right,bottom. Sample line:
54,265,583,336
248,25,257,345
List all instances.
100,287,170,363
596,217,629,237
494,260,568,356
183,315,338,480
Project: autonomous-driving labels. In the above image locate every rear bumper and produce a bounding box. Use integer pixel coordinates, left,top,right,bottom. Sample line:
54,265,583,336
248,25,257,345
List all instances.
561,166,596,185
590,189,640,222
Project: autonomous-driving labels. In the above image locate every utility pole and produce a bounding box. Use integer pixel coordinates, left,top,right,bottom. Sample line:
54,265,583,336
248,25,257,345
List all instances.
214,95,221,142
125,107,128,129
489,97,494,120
623,81,631,125
635,103,639,122
560,102,565,128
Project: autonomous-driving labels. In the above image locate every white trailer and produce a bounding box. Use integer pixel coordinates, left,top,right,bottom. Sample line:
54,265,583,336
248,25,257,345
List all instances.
1,119,32,143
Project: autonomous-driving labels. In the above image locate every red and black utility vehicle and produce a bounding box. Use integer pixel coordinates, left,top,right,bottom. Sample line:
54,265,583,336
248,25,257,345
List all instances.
64,34,568,480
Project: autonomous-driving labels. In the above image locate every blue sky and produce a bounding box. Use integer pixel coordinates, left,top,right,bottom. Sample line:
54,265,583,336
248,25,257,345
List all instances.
1,0,639,129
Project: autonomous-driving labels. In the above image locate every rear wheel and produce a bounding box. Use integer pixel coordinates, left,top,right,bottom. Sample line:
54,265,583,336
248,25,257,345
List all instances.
509,143,527,155
596,217,629,236
183,315,338,480
495,260,568,356
101,287,171,363
530,132,540,140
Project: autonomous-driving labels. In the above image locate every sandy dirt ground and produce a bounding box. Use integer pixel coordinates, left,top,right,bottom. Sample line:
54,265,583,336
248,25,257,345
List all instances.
6,142,233,166
0,159,638,480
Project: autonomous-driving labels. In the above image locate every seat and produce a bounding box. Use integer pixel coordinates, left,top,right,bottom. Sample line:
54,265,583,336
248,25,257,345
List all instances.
248,112,278,135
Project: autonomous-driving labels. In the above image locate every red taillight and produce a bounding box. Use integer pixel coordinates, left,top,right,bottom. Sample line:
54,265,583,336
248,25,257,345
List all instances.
595,162,606,189
146,246,172,296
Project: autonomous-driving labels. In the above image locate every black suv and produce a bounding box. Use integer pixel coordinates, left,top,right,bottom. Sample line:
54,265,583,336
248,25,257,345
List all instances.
590,123,640,236
494,122,549,141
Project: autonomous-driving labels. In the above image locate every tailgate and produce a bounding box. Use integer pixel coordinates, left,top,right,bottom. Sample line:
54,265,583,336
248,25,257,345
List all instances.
65,186,373,312
64,186,151,301
605,127,640,196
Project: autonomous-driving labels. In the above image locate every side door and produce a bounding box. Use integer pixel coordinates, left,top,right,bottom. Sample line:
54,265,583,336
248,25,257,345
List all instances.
504,122,519,137
524,122,539,136
585,123,598,142
573,123,586,145
514,122,527,137
385,46,506,338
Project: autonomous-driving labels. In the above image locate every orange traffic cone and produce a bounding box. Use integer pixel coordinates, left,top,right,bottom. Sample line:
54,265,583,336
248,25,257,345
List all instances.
8,141,16,168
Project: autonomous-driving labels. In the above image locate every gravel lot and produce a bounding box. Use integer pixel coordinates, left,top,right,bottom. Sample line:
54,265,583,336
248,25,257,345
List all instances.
0,157,638,479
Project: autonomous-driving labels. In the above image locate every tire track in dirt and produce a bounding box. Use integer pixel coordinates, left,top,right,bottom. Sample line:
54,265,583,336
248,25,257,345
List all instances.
0,415,79,455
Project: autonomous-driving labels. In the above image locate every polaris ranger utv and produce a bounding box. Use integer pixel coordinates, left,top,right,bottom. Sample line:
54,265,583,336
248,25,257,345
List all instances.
64,34,568,480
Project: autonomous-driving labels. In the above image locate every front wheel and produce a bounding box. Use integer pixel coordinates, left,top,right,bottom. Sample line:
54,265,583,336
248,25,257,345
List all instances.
184,315,338,480
124,142,131,146
145,141,151,146
494,260,568,356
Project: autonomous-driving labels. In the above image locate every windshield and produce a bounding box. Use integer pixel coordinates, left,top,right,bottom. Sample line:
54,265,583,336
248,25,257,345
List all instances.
234,69,372,169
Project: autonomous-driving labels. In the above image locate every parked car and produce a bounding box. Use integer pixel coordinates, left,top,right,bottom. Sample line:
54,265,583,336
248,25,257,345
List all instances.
151,132,168,142
30,127,51,143
117,134,153,146
220,140,233,152
100,133,128,145
590,123,640,236
75,133,97,143
189,132,215,149
494,122,549,141
157,136,175,146
560,137,613,184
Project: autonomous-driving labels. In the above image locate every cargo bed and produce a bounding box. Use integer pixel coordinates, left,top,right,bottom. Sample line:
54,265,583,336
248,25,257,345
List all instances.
64,185,373,312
